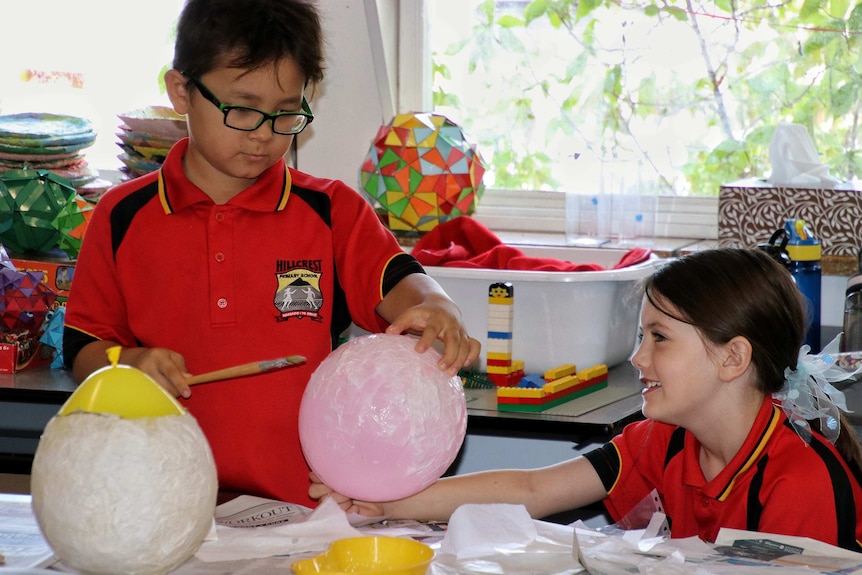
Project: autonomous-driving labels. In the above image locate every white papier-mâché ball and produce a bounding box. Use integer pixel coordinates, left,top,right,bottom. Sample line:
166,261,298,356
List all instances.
30,351,218,575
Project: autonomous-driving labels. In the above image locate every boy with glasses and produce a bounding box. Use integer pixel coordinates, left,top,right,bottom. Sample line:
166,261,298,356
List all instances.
63,0,480,506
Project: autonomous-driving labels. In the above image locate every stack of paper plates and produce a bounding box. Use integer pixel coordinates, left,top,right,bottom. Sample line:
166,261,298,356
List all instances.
117,106,187,178
0,113,99,187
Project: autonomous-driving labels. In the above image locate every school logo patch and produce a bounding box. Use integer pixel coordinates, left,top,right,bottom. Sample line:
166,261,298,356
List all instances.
274,259,324,322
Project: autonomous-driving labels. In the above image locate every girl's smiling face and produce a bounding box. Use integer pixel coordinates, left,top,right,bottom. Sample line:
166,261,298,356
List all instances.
631,294,725,428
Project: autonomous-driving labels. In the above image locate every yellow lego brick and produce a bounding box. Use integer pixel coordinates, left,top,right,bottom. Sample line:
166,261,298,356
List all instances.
511,359,525,372
544,363,576,380
486,352,512,361
497,387,545,399
488,297,514,305
543,374,579,394
578,364,609,382
487,364,518,375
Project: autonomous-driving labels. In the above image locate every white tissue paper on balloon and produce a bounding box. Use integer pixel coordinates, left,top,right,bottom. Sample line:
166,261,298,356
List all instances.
767,123,840,188
31,412,218,575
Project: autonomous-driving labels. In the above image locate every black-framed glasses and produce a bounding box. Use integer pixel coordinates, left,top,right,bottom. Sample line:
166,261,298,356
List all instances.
188,76,314,136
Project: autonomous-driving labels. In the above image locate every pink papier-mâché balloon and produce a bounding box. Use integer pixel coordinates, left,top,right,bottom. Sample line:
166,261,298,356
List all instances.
298,333,467,502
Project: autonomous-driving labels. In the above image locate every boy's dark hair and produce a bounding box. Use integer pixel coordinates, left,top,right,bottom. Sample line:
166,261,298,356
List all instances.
173,0,325,85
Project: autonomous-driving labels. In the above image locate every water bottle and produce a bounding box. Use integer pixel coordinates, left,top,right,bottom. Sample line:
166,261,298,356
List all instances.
784,219,821,352
755,228,791,270
841,274,862,352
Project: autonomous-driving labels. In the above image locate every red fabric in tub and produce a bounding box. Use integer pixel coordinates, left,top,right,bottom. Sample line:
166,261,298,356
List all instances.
412,217,651,271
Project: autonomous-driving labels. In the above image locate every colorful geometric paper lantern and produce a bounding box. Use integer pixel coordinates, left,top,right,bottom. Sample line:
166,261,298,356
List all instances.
0,168,92,258
0,266,57,333
0,246,58,369
359,112,486,234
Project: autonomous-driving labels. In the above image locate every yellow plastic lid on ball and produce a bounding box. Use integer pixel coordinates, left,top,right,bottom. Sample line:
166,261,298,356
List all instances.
59,346,186,418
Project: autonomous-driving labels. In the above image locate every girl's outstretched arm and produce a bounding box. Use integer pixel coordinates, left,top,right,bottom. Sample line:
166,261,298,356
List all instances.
310,456,608,522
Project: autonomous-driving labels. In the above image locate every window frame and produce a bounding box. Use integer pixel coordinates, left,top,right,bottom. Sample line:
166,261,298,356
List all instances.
393,0,718,243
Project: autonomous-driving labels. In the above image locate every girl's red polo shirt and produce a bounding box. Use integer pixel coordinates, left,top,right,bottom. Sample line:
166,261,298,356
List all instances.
586,397,862,550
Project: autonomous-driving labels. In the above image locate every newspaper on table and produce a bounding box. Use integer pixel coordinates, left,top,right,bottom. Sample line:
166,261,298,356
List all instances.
574,511,862,575
0,493,57,569
213,494,314,528
212,493,442,536
6,492,862,575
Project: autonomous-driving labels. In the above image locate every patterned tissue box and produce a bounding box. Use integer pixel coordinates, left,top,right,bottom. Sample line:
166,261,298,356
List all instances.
719,178,862,259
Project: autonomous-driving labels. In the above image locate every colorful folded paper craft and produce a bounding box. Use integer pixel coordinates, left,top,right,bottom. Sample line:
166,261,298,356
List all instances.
0,245,59,368
360,112,486,235
0,168,92,258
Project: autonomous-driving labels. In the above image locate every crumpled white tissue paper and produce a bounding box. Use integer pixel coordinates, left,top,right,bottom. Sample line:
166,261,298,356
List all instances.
433,503,583,575
194,497,363,562
767,123,839,188
440,503,538,559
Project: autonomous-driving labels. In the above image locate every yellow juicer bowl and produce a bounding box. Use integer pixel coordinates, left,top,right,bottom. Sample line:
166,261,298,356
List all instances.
292,536,434,575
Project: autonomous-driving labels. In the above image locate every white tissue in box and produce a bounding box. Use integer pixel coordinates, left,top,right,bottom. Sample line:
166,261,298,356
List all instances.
768,123,839,188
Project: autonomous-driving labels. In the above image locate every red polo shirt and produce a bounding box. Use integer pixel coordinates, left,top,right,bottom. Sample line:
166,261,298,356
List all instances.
64,138,424,505
586,397,862,550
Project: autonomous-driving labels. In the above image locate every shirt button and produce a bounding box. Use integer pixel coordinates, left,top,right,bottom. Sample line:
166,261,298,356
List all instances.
701,497,710,507
215,252,225,263
215,212,225,222
217,298,228,309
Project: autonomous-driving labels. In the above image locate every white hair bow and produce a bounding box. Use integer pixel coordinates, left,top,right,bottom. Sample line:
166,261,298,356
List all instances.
775,345,857,444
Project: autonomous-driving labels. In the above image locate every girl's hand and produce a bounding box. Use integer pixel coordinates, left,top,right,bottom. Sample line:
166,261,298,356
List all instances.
308,472,387,517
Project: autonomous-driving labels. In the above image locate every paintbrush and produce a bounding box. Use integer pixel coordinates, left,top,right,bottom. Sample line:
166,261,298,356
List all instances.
186,355,306,386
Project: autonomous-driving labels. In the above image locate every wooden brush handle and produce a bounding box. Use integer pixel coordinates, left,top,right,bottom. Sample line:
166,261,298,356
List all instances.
186,356,305,386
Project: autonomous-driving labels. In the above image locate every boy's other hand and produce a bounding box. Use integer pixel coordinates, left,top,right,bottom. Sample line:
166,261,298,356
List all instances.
386,298,481,376
377,273,481,375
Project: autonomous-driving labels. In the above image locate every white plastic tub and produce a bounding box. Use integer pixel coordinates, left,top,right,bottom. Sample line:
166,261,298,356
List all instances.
423,246,662,374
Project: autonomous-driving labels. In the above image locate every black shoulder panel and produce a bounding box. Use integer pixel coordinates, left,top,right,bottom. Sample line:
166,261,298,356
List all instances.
109,182,160,260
